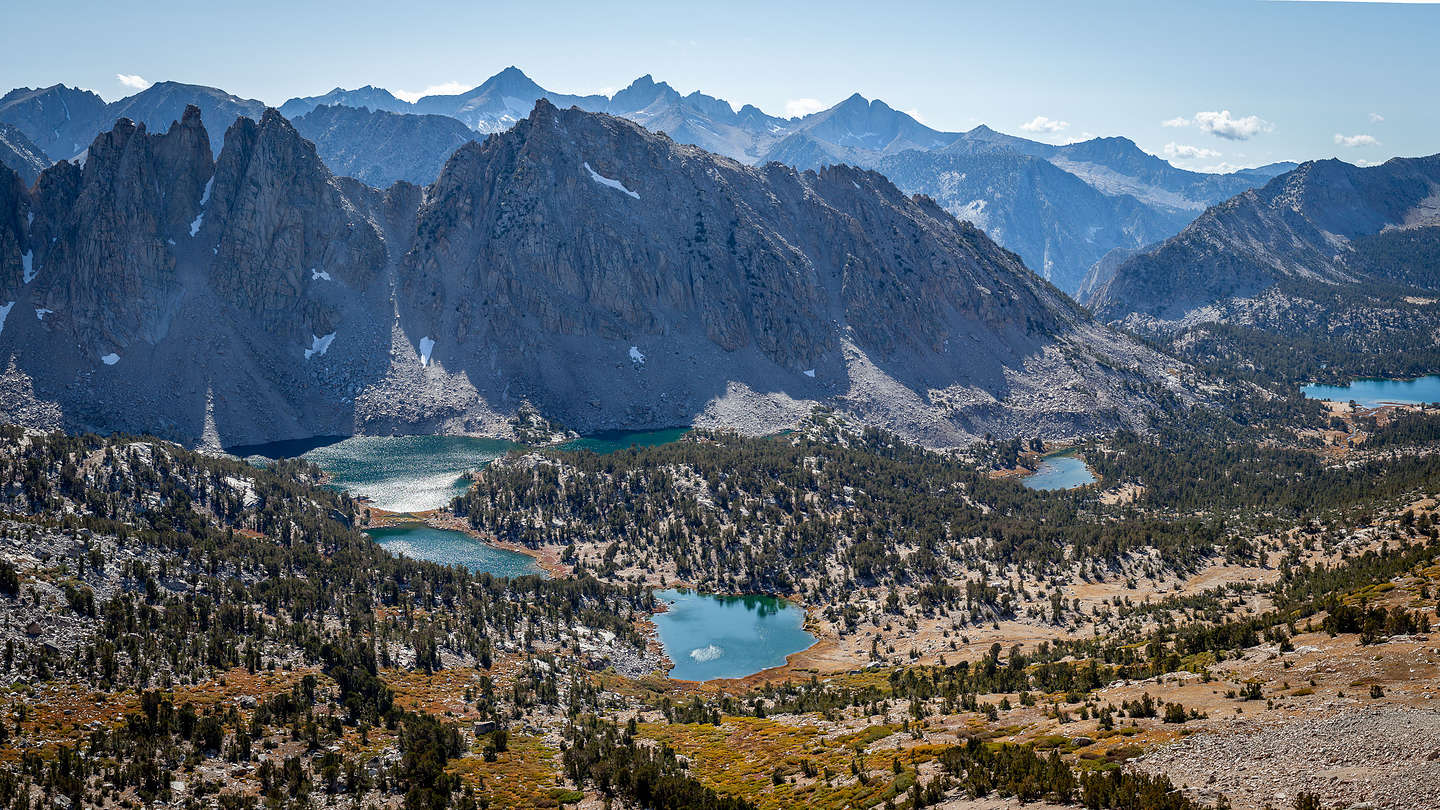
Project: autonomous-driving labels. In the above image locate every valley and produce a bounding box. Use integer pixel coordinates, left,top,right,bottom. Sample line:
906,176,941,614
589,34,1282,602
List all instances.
1,9,1439,809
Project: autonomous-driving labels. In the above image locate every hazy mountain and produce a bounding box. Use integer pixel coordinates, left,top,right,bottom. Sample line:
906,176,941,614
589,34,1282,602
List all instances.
0,84,108,160
411,66,608,133
0,122,49,186
278,85,413,119
1092,156,1440,323
292,104,475,187
874,150,1194,292
0,102,1189,448
600,75,789,162
0,81,263,160
767,94,956,162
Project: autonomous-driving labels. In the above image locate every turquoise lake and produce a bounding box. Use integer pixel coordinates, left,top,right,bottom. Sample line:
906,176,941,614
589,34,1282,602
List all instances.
1022,450,1097,491
365,525,544,578
652,589,816,681
1302,376,1440,408
302,435,517,513
233,429,691,513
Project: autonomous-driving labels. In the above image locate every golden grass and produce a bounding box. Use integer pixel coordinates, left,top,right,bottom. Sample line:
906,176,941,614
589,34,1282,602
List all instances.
449,735,570,809
639,715,945,810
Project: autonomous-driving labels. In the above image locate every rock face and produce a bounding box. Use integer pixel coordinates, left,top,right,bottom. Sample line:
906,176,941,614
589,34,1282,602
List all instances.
0,101,1191,448
30,108,213,349
292,105,475,187
1090,156,1440,325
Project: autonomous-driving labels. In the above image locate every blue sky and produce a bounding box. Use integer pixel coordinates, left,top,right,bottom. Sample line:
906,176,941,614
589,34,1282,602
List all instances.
2,0,1436,171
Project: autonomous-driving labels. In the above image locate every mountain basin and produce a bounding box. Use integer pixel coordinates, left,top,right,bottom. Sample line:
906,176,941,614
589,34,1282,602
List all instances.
652,589,816,681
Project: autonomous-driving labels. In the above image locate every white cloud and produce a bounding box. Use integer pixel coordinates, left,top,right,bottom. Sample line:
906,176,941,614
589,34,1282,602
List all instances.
1020,115,1069,134
1369,112,1385,124
1334,133,1380,148
1193,110,1273,141
116,73,151,91
1161,116,1191,128
393,81,471,103
784,98,825,118
902,108,926,124
1163,142,1221,161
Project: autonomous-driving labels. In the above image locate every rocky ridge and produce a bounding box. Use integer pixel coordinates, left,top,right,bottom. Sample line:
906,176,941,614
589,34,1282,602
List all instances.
0,101,1193,449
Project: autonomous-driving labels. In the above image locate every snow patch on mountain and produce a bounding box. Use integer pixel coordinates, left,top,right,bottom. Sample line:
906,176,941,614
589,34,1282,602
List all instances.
304,333,336,359
584,162,639,199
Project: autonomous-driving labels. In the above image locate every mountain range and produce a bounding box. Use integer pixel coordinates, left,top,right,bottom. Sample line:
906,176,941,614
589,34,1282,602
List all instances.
0,101,1191,448
0,68,1293,295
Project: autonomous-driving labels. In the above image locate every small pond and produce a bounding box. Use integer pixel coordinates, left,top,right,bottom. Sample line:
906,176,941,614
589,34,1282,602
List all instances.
1022,450,1097,491
651,589,816,681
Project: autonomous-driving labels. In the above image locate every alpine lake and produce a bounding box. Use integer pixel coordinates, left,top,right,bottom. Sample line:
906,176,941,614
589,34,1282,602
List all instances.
231,427,820,679
1021,449,1097,491
1301,375,1440,408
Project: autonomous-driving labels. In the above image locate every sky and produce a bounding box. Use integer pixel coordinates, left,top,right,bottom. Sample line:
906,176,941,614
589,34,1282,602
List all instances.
2,0,1437,172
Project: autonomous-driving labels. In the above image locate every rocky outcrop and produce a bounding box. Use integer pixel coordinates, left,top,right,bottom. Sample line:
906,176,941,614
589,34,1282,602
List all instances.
0,165,28,296
204,109,385,330
32,108,213,348
0,101,1193,448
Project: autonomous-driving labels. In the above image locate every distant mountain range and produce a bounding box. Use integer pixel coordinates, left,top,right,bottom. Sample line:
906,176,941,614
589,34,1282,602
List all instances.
1088,155,1440,381
0,102,1191,448
0,68,1294,295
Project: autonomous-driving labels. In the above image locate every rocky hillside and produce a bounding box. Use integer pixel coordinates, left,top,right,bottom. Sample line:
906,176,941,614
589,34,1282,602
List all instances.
0,101,1191,449
1091,156,1440,323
